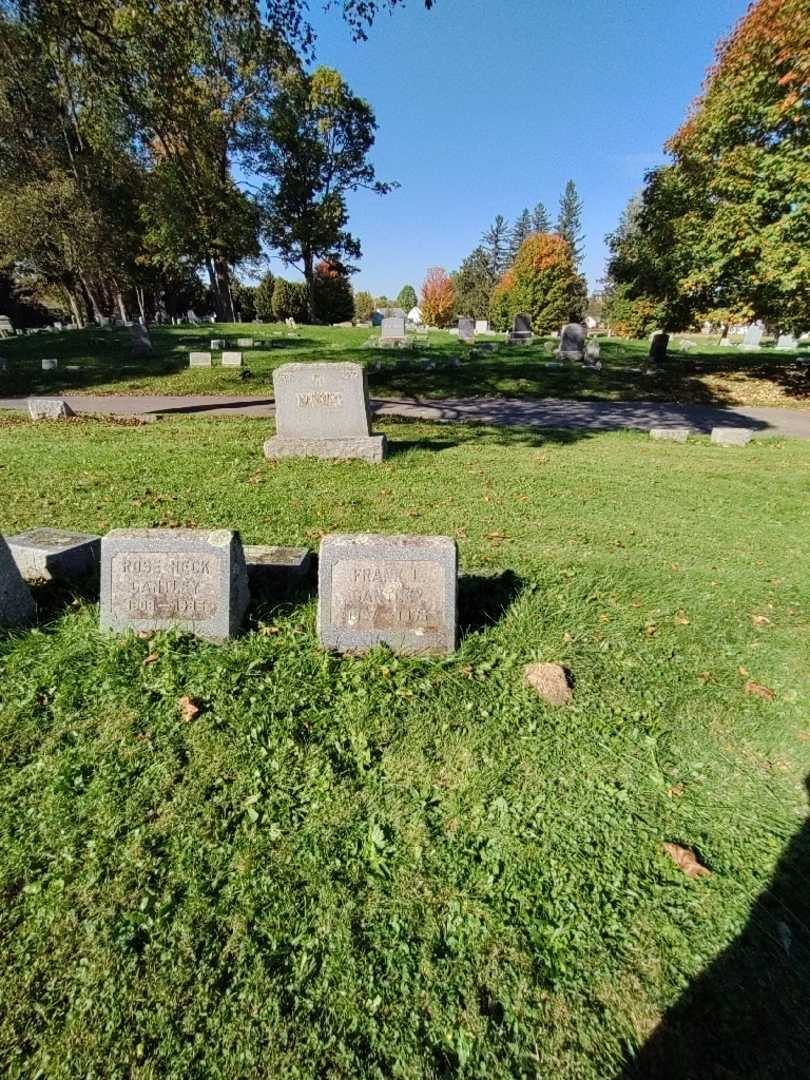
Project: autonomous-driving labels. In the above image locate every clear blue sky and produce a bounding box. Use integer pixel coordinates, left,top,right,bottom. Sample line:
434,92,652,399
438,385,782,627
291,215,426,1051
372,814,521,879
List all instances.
262,0,749,297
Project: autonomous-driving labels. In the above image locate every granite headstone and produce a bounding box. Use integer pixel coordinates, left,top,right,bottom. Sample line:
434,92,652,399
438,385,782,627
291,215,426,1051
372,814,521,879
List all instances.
28,398,74,420
648,332,670,364
0,536,36,627
458,317,475,344
7,527,100,582
558,323,586,361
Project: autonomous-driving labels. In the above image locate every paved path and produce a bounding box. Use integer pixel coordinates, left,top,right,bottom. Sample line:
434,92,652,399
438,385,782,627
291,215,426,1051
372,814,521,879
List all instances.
2,393,810,438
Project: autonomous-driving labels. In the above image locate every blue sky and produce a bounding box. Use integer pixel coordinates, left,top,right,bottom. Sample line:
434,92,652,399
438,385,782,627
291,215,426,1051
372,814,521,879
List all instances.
262,0,749,297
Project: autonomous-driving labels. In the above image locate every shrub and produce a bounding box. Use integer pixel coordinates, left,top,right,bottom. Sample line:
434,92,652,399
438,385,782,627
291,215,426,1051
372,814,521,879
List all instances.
254,273,276,321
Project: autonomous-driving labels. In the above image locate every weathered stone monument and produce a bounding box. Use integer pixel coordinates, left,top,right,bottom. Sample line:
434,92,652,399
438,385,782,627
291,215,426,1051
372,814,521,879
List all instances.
99,528,249,642
222,351,243,367
381,316,408,343
711,427,754,446
318,533,457,655
475,319,490,334
741,324,764,350
458,317,475,344
211,339,225,350
7,527,100,582
558,323,586,361
0,536,36,627
648,332,670,364
264,362,386,463
189,351,212,367
28,398,74,420
776,333,797,350
508,313,533,345
129,322,153,358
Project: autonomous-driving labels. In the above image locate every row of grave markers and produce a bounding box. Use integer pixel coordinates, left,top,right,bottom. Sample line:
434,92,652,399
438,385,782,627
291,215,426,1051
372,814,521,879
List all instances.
0,528,457,654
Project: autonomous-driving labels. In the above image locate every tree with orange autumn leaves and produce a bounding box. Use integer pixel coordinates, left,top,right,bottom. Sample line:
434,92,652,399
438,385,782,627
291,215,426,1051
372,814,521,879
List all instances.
605,0,809,331
420,267,455,327
488,234,585,332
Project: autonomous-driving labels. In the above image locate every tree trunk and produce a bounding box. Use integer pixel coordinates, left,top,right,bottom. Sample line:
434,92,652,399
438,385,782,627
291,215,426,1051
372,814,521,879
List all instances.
303,251,315,324
78,274,103,324
114,284,127,323
213,257,236,322
65,286,83,329
135,286,146,323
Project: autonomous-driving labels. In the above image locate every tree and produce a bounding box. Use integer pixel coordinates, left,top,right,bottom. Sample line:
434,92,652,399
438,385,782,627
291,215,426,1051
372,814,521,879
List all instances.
531,202,551,233
481,214,511,279
231,280,257,322
420,267,455,328
509,209,533,261
254,272,276,321
453,247,495,318
354,289,374,322
557,180,584,269
254,66,394,322
397,284,417,311
314,260,354,323
271,278,296,320
489,272,514,332
503,233,587,333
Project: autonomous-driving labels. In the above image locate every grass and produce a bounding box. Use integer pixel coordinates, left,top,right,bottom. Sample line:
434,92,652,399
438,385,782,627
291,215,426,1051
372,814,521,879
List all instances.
1,412,809,1077
1,322,809,409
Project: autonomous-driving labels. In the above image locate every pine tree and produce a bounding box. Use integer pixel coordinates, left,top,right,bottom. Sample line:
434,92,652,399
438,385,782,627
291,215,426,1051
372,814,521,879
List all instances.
531,201,551,233
396,284,417,310
453,247,495,319
509,209,533,261
556,180,584,268
481,214,511,279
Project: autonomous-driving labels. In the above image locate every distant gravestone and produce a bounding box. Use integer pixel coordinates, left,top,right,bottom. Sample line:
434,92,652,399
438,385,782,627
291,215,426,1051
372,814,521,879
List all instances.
458,317,475,344
585,340,601,362
221,351,243,367
264,362,386,463
650,427,690,443
381,316,407,341
99,528,249,642
475,319,490,334
236,338,254,348
775,333,797,350
28,398,74,421
648,332,670,364
211,339,225,350
711,427,754,447
244,545,311,596
189,352,212,367
7,527,101,583
41,358,57,371
558,323,586,361
318,533,457,655
129,322,153,358
0,536,36,627
741,324,764,350
508,313,533,345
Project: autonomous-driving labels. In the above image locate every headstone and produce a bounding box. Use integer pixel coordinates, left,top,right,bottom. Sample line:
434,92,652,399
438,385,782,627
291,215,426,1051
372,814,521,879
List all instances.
236,338,254,348
0,536,36,627
458,317,475,344
719,338,733,347
28,398,74,421
381,316,407,342
701,322,712,335
189,352,212,367
41,358,58,371
741,324,764,350
475,320,490,334
585,340,601,362
318,533,457,655
650,427,690,442
264,362,386,463
6,527,101,583
285,317,297,329
775,334,797,350
648,332,670,364
244,545,311,595
508,313,533,345
221,351,243,367
558,323,586,361
711,427,754,447
187,310,200,325
129,322,153,358
99,528,249,642
211,339,225,350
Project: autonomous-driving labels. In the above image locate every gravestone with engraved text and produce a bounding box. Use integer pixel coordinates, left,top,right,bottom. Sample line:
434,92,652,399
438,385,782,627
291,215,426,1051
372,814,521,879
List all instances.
458,317,475,344
99,528,249,642
318,533,457,655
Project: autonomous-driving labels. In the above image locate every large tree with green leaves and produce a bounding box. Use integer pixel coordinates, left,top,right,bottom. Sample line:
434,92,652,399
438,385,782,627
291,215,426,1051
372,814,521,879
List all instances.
452,246,495,319
556,180,584,269
396,284,417,310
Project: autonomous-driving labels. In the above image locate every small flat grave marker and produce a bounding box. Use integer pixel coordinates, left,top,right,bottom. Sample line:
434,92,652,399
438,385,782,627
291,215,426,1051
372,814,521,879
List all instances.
41,358,58,371
711,427,754,447
650,427,690,443
318,533,457,655
236,338,254,348
28,398,74,420
189,352,212,367
100,528,249,642
0,536,36,627
7,527,101,582
222,351,243,367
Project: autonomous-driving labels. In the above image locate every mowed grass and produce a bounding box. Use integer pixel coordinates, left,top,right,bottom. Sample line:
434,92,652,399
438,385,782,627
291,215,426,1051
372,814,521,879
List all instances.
1,413,809,1077
1,322,809,409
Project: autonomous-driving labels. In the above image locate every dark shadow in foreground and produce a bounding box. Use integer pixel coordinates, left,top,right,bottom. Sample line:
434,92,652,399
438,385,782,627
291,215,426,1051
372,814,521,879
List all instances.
619,778,810,1079
458,570,523,637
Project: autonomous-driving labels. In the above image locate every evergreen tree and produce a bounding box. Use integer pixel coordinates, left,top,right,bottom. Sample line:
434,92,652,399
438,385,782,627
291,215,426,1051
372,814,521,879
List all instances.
313,260,354,323
271,278,295,321
481,214,511,279
509,209,533,261
354,290,374,321
254,272,276,321
453,247,495,319
556,180,584,268
531,201,551,233
396,284,417,310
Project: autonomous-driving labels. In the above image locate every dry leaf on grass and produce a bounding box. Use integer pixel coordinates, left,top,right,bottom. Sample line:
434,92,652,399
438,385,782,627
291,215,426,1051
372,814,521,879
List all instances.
745,680,775,702
663,842,711,878
673,612,690,625
738,665,749,677
751,614,771,627
666,784,685,798
645,624,657,636
178,695,201,722
143,652,159,665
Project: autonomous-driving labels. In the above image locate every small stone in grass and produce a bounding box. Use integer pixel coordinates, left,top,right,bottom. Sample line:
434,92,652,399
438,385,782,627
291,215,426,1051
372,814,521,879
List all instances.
523,662,573,705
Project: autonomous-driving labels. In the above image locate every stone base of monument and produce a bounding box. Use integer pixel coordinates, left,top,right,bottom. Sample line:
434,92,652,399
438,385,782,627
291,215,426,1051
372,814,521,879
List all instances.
7,527,100,583
0,537,36,627
263,435,386,464
507,332,533,345
244,545,312,596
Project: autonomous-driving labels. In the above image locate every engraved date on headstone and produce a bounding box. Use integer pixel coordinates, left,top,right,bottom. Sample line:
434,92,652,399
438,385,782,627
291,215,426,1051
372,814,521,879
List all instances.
110,552,221,620
331,559,443,631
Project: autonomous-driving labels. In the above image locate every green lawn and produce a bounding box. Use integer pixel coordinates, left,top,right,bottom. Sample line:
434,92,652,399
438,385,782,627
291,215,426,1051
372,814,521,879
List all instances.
1,322,809,410
1,413,809,1077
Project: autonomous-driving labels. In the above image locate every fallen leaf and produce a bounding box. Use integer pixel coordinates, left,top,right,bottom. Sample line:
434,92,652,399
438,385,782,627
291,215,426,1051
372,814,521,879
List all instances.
745,680,775,702
673,612,690,625
178,695,200,722
259,624,281,636
645,624,657,636
798,733,810,743
143,652,159,665
599,613,610,623
136,630,153,640
563,631,573,642
751,614,771,627
738,665,749,677
663,842,711,878
666,784,685,798
487,531,508,540
697,671,715,684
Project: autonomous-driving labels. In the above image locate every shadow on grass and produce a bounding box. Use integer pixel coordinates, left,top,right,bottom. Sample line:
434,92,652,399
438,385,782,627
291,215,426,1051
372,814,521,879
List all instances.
619,777,810,1079
458,569,524,637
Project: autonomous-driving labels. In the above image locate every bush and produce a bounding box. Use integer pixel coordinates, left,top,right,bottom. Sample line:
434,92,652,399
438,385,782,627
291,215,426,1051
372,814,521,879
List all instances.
603,285,664,337
354,290,374,322
231,280,257,322
271,278,309,322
